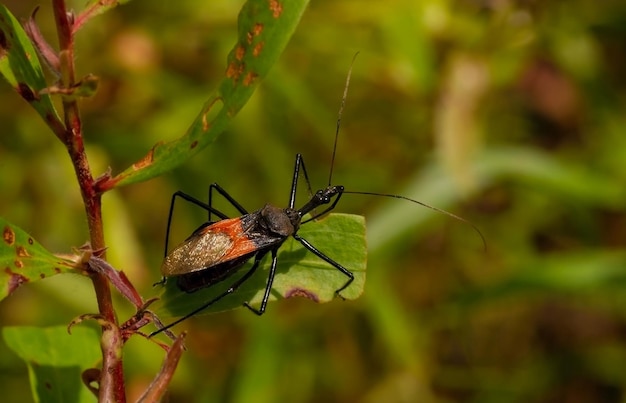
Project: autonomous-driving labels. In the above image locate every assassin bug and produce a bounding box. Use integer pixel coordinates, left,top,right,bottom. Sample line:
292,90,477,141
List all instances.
151,55,484,336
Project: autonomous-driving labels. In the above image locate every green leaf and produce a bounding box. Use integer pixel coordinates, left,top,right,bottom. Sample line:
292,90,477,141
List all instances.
81,0,132,18
72,1,133,33
0,217,75,300
2,326,101,403
454,250,626,306
367,146,626,252
105,0,310,188
0,5,61,128
154,213,367,319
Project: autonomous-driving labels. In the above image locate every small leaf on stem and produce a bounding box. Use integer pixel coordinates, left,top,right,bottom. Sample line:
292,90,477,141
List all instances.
97,0,311,190
0,5,63,132
0,217,76,300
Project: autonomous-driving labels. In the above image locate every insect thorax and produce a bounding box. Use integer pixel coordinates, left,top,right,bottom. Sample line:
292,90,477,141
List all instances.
259,204,301,237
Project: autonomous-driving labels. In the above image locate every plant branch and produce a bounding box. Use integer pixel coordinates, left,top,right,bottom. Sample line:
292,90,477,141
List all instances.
52,0,125,401
73,0,122,34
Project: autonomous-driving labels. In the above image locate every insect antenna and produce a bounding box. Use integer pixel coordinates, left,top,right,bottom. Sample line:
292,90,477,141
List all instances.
328,51,359,187
343,190,487,250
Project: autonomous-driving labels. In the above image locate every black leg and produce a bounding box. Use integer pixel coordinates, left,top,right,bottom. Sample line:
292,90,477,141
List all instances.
156,190,231,287
293,234,354,297
166,185,248,257
150,250,268,337
292,153,344,223
208,183,248,221
289,154,315,209
164,191,229,259
244,248,278,315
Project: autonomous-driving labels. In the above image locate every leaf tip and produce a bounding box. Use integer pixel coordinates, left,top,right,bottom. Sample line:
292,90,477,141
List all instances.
4,267,29,295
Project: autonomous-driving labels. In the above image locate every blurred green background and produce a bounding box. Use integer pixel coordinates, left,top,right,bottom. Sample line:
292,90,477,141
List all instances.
2,0,626,402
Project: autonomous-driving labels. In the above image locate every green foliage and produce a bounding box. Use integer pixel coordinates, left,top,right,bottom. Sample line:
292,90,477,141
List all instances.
0,217,75,299
456,250,626,304
0,0,343,401
156,213,366,318
108,0,310,187
1,0,626,402
0,4,60,126
3,326,100,403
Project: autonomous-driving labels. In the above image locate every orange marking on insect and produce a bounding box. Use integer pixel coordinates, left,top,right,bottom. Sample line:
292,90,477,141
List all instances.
197,218,257,263
161,217,259,277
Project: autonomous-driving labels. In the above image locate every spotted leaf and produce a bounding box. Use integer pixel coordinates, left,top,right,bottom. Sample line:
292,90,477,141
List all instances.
0,217,75,300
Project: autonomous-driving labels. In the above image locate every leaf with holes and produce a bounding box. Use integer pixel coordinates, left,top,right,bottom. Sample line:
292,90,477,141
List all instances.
0,217,75,300
99,0,310,190
154,213,367,320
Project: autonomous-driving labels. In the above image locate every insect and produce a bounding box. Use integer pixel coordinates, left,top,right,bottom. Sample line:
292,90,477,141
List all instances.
151,55,484,337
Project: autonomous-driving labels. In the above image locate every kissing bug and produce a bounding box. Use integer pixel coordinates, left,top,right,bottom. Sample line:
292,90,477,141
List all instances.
151,54,484,336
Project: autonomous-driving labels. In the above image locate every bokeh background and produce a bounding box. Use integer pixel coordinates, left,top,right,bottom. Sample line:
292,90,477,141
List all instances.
2,0,626,402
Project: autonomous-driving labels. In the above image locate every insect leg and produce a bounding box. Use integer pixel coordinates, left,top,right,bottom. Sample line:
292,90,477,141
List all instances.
165,191,228,259
207,183,248,222
244,248,278,315
154,191,230,287
293,234,354,298
289,154,315,209
150,250,268,337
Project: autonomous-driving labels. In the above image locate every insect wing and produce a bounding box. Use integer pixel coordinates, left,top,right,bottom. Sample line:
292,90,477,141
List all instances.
156,213,367,319
161,217,257,276
176,252,257,292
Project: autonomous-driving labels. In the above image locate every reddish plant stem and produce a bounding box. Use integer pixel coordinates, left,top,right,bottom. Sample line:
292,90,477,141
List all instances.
51,1,126,402
72,0,117,34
